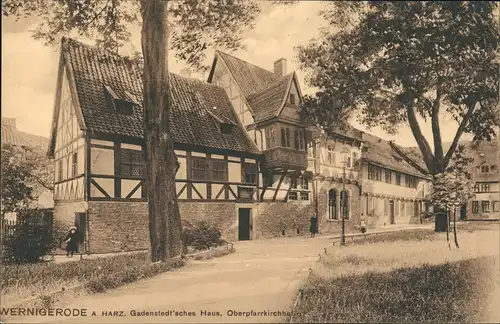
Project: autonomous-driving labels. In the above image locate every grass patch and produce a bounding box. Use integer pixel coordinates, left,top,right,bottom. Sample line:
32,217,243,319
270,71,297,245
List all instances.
84,258,184,293
292,228,499,323
295,257,495,323
1,244,235,307
1,252,151,296
349,221,498,246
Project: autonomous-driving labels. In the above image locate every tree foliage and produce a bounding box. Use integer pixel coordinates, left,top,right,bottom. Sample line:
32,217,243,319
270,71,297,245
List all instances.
1,144,54,215
430,145,476,210
2,0,260,72
2,209,56,264
298,1,500,175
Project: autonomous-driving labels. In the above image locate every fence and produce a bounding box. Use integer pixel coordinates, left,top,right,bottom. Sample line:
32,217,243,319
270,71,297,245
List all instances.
1,209,53,255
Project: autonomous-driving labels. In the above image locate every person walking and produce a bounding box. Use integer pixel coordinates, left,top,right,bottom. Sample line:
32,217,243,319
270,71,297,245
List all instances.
360,214,367,233
64,226,79,258
310,214,318,238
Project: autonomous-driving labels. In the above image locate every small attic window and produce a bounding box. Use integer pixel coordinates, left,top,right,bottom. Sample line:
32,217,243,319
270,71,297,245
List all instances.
219,123,233,135
290,93,297,105
104,85,134,116
205,106,235,135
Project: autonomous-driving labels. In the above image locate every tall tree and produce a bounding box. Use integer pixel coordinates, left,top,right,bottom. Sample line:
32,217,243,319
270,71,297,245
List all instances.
299,1,499,173
2,0,261,261
297,1,499,229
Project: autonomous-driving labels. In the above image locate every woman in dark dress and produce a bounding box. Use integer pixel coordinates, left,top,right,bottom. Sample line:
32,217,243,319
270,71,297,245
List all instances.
64,226,79,257
310,214,318,238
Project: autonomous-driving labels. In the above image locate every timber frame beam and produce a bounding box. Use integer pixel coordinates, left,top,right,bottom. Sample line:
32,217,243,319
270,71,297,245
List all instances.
273,171,287,201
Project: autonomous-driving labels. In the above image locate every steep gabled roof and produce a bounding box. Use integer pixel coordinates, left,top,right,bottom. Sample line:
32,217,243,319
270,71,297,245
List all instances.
50,38,259,156
211,51,308,124
215,51,279,98
248,73,294,122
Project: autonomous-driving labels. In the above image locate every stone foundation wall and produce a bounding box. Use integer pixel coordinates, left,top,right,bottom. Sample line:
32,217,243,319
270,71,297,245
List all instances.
87,201,149,253
178,202,237,241
86,201,240,253
53,200,87,229
255,201,314,238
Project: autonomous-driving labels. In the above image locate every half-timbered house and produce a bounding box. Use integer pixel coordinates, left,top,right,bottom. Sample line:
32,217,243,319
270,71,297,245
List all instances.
48,38,269,253
50,38,447,254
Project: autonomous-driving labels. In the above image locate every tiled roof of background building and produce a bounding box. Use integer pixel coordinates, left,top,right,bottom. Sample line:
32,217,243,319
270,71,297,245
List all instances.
361,132,428,178
403,138,499,181
1,118,49,149
61,38,260,155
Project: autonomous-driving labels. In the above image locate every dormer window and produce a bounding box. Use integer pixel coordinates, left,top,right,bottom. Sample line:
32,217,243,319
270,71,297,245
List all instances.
219,123,233,135
289,93,296,105
205,106,235,135
104,85,135,116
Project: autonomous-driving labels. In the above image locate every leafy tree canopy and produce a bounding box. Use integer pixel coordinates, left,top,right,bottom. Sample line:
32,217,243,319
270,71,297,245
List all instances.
1,144,53,215
430,145,476,210
298,1,500,175
2,0,261,72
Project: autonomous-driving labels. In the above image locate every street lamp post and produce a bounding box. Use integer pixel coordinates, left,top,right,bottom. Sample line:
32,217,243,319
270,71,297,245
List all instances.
340,147,350,246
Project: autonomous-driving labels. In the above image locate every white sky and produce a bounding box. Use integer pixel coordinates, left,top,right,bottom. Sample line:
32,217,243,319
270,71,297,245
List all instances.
1,1,468,148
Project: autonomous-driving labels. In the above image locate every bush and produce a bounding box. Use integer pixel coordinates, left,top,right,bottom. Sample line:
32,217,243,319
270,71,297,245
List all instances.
182,220,223,251
2,209,56,264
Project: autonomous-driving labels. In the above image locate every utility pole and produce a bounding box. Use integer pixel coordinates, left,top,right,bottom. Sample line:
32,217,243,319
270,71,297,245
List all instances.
340,147,349,246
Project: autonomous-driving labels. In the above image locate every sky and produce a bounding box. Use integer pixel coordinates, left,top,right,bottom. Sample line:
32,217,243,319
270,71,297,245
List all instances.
1,1,470,148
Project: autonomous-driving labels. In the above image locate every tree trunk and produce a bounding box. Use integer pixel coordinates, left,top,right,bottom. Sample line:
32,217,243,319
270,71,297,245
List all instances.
445,209,450,241
453,207,460,248
141,0,182,262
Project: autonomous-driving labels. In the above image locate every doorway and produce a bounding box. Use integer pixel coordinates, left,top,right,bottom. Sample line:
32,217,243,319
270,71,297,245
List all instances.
238,208,252,241
74,212,86,253
389,200,395,224
460,203,467,221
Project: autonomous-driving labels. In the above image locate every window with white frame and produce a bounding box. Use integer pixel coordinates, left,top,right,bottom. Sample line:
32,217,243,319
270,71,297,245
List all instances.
481,184,491,192
327,146,335,165
493,201,499,212
307,140,314,158
481,165,490,173
482,201,490,213
288,176,309,201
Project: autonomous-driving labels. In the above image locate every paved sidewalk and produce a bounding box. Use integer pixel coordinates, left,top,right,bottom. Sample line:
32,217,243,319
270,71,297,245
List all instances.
47,224,434,264
13,224,442,324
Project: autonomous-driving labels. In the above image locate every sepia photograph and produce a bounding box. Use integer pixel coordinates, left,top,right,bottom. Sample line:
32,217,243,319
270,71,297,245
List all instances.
1,1,499,323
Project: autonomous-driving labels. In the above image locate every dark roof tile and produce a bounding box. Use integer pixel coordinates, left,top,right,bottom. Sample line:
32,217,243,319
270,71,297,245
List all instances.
361,132,427,178
63,38,259,155
248,73,292,122
217,51,278,98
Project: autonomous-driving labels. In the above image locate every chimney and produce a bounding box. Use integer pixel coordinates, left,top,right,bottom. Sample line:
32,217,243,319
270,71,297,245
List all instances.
180,68,191,78
274,58,287,78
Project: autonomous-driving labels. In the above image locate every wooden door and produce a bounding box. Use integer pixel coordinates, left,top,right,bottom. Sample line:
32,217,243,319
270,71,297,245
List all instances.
238,208,251,241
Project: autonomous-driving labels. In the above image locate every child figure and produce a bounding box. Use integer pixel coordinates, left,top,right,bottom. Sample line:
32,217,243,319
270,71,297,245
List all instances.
360,214,367,233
